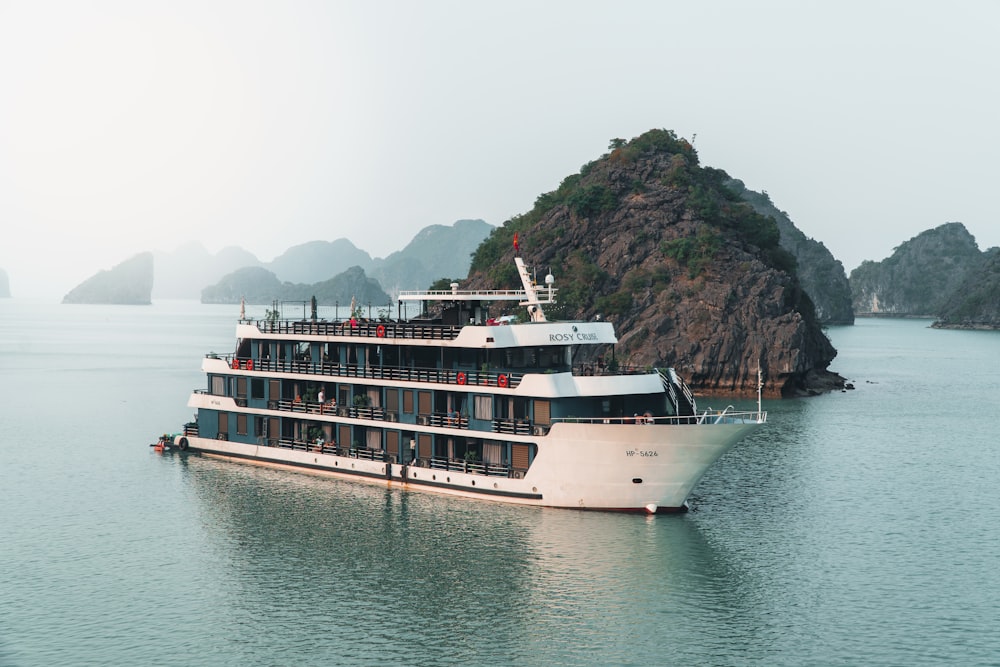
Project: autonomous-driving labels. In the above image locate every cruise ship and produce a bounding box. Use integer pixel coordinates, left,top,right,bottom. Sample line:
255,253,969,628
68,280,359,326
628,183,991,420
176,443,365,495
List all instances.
163,256,766,513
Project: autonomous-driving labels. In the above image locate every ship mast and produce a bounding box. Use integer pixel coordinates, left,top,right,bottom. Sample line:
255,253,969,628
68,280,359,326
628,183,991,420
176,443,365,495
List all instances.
514,257,555,323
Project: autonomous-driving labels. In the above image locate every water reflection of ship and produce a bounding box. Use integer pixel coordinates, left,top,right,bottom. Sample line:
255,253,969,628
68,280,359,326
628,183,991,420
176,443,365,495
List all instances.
173,454,771,664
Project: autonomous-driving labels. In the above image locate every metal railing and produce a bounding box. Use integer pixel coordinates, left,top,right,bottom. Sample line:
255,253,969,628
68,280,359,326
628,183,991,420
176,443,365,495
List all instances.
492,418,533,435
425,456,514,477
268,438,391,459
271,400,475,432
255,319,462,341
553,410,766,426
226,356,523,390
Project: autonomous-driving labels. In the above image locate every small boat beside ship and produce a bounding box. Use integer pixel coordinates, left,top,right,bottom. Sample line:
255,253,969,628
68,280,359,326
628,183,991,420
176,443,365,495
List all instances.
158,255,765,513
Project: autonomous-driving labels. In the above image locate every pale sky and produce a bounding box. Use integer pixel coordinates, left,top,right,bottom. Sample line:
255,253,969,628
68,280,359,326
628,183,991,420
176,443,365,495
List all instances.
2,1,999,298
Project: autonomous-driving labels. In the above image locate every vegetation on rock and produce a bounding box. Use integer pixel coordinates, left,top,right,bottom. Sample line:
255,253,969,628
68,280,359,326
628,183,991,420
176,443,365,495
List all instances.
726,179,854,324
850,222,983,316
932,247,1000,328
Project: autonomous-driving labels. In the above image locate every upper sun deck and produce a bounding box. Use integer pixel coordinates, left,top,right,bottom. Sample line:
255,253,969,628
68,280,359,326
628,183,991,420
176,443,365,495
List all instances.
242,257,606,346
244,316,617,347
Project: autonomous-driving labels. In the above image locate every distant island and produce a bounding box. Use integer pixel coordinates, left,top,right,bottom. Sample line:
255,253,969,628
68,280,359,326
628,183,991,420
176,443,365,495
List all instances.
201,265,390,306
151,219,493,301
60,220,491,307
851,222,982,317
62,253,153,305
198,219,492,304
849,222,1000,328
932,246,1000,329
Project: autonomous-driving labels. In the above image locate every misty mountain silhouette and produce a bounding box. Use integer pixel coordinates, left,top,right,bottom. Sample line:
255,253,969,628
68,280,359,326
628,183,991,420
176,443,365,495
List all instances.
151,219,492,300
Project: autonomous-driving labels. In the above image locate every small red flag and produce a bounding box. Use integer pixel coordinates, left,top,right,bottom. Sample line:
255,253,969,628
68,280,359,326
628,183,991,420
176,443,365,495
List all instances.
513,232,520,253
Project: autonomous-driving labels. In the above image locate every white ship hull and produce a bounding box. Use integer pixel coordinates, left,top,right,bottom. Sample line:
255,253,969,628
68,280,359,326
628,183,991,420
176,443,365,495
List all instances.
175,418,755,513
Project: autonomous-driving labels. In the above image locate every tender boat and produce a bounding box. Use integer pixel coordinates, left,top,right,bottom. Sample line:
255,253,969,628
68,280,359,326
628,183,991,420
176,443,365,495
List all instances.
163,256,765,513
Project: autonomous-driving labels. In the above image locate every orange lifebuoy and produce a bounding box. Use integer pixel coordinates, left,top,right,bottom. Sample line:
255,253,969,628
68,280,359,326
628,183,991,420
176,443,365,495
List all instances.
498,374,509,388
246,359,254,371
456,372,467,385
231,358,239,369
376,324,386,338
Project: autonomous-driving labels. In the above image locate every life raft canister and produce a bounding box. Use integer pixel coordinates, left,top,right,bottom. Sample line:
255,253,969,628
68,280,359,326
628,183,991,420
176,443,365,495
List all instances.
456,372,467,385
498,374,509,388
376,324,386,338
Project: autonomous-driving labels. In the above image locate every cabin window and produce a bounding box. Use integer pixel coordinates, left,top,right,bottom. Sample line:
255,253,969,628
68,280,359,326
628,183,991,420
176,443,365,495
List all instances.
403,390,414,414
512,443,532,470
218,412,229,436
417,434,432,459
386,389,399,412
211,376,225,396
269,380,280,401
236,377,247,399
251,378,265,399
535,400,551,425
417,391,431,415
475,395,493,420
386,431,400,458
366,430,382,450
483,440,503,466
236,413,247,435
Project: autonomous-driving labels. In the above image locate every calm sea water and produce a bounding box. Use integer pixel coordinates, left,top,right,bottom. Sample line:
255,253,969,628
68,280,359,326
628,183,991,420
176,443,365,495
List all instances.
1,300,998,666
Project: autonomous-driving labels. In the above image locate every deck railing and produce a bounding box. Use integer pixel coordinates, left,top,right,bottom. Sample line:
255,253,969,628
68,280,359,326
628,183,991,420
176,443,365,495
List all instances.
255,319,462,341
425,456,513,477
553,410,766,426
271,399,473,431
225,356,524,390
258,442,525,479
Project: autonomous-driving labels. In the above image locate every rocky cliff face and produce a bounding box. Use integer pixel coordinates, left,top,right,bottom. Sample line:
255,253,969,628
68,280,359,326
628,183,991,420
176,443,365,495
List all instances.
62,253,154,305
727,179,854,324
465,130,842,397
850,222,983,316
933,247,1000,328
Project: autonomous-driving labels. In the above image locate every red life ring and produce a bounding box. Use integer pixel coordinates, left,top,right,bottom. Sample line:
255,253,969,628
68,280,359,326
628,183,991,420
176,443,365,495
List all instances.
376,325,386,338
231,358,239,369
456,372,467,385
246,359,254,371
498,374,509,388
